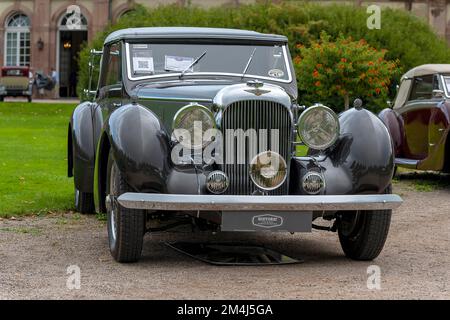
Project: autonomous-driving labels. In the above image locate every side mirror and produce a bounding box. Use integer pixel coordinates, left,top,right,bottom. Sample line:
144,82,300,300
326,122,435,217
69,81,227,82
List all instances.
432,89,445,98
83,89,96,100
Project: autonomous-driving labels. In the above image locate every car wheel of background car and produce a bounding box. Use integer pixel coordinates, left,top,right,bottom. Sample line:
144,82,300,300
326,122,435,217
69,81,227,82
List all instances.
0,96,3,102
106,150,145,263
27,96,32,103
337,185,392,261
74,187,95,214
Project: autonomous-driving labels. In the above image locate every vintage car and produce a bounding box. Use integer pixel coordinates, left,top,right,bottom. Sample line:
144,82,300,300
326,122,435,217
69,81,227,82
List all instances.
0,66,33,102
379,64,450,173
68,27,402,263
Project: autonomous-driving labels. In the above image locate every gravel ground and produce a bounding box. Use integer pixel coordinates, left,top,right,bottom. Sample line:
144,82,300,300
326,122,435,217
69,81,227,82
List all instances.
0,182,449,300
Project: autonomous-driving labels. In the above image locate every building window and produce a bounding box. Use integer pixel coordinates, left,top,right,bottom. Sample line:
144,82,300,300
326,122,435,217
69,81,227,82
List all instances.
4,13,30,66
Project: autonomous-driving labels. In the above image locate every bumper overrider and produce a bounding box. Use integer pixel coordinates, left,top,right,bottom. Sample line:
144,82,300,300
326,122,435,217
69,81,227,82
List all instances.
113,193,403,232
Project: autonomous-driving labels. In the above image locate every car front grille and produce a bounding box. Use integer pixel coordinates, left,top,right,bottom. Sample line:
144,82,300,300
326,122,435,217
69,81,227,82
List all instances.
221,100,292,195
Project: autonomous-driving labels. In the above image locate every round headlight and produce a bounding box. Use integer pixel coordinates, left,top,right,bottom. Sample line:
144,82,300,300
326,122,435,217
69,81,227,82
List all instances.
297,104,340,150
172,103,215,149
249,151,287,191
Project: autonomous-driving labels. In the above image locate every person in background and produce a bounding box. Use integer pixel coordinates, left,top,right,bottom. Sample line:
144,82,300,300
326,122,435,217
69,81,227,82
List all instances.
69,71,77,97
51,68,59,99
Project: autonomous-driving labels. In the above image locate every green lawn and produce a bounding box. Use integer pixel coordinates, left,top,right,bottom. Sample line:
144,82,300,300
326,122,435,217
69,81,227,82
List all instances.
0,102,75,217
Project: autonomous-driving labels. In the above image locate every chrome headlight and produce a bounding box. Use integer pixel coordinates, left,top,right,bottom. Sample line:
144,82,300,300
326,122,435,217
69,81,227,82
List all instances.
297,104,340,150
250,151,287,191
172,103,215,149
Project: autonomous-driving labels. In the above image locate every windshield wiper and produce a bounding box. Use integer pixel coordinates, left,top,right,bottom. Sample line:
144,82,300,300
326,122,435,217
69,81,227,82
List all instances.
179,50,207,79
241,47,257,80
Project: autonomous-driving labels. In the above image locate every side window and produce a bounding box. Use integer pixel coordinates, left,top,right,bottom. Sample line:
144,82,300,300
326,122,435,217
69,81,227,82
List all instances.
408,75,434,101
103,42,122,87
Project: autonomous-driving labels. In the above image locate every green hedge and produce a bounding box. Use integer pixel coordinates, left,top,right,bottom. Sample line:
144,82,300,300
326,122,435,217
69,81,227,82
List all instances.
78,1,450,110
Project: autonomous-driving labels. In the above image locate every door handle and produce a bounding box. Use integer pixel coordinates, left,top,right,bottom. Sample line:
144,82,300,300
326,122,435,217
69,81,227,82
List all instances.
438,128,445,132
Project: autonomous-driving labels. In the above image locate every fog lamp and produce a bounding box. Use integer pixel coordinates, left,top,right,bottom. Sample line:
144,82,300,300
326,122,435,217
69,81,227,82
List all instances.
206,171,229,194
302,171,325,195
249,151,287,191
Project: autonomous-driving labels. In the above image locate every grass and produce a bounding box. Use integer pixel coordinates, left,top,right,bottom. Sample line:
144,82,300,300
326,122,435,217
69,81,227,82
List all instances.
0,102,76,217
0,226,42,236
296,144,308,157
394,167,450,192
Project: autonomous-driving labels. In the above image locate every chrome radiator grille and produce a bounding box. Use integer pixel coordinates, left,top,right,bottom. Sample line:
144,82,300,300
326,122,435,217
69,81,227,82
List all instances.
221,100,292,195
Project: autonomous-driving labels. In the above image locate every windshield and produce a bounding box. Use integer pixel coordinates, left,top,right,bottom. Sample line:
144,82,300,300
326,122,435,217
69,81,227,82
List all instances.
126,42,291,83
442,76,450,95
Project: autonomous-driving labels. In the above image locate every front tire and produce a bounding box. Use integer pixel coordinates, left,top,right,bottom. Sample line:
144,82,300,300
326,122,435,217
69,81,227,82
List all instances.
338,185,392,261
106,151,145,263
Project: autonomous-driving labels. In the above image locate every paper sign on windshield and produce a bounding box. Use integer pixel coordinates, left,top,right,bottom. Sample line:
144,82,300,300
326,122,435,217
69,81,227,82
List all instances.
165,55,194,72
132,46,154,74
133,57,154,74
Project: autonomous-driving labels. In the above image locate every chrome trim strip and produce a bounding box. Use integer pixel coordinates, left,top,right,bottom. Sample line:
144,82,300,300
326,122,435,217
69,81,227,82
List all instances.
138,96,213,103
125,43,293,83
398,100,440,115
118,193,403,211
394,157,419,168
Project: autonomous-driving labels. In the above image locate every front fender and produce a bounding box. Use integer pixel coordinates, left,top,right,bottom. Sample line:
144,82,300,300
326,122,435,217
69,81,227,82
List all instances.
105,103,172,192
293,107,394,195
70,101,95,193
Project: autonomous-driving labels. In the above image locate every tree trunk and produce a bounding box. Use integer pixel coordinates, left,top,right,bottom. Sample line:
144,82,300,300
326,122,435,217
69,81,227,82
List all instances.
344,94,350,110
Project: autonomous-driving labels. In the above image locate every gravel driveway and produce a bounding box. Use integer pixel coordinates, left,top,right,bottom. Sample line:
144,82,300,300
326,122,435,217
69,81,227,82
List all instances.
0,181,449,299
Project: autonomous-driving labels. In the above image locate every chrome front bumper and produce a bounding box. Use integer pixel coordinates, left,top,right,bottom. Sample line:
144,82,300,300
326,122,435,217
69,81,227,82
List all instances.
117,193,403,212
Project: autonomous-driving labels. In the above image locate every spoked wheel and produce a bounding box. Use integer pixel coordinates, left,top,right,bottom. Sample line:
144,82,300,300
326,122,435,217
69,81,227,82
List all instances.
338,185,393,261
106,151,145,263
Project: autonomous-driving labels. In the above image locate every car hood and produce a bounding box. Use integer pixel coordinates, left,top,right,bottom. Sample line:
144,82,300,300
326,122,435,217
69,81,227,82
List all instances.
133,80,236,103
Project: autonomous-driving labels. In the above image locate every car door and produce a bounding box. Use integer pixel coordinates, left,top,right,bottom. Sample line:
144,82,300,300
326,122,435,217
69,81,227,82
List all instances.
398,74,441,161
93,41,124,150
417,75,450,171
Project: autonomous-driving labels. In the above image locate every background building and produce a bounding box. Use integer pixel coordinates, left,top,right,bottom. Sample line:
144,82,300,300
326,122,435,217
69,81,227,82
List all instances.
0,0,449,97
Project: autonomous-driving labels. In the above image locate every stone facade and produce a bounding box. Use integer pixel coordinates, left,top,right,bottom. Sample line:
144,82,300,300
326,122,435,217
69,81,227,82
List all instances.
0,0,449,97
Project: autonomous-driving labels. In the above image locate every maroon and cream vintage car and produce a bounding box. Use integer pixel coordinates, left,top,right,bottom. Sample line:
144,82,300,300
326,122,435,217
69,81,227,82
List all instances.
0,66,33,102
379,64,450,173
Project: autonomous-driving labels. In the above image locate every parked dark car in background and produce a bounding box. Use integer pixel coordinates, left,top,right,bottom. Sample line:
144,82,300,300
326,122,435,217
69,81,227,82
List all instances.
68,27,402,263
379,64,450,173
0,66,32,102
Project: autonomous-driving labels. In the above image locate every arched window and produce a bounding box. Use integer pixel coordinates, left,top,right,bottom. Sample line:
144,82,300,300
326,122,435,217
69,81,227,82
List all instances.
58,10,88,31
4,13,30,66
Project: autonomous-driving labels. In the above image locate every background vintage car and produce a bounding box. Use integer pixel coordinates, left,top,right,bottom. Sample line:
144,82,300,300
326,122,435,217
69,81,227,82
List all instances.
379,64,450,173
68,27,402,263
0,66,33,102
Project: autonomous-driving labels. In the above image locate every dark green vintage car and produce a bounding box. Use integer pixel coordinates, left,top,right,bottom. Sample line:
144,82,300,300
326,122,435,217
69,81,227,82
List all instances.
68,27,402,263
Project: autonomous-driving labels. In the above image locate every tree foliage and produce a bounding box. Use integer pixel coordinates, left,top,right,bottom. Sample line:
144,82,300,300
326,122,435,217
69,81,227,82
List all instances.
294,33,400,111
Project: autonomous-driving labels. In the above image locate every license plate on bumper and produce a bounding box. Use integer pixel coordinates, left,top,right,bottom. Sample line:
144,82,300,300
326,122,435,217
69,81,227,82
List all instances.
221,211,312,232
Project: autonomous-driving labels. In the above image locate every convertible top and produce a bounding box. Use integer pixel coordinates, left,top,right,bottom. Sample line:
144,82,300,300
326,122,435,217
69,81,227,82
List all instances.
104,27,288,44
394,64,450,109
402,64,450,80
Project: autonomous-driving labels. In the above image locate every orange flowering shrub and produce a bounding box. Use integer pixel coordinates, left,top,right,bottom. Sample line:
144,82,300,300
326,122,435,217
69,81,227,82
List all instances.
294,33,400,112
